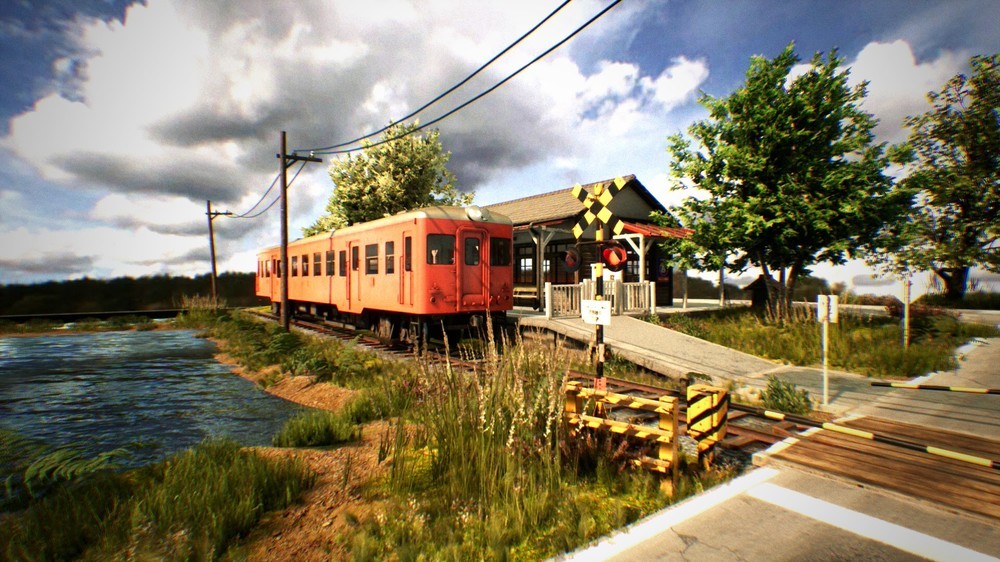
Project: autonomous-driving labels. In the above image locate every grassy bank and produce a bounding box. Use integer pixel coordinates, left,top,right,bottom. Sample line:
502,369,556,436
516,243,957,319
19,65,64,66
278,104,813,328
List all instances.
187,310,734,559
4,307,737,560
653,307,998,378
1,439,313,561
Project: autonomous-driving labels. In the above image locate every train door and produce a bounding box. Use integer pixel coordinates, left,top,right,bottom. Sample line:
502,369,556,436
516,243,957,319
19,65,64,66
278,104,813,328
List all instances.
348,241,361,311
271,257,279,301
458,228,487,309
399,233,413,307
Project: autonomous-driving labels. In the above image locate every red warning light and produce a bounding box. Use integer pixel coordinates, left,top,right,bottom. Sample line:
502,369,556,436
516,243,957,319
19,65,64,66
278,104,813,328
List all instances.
601,246,627,272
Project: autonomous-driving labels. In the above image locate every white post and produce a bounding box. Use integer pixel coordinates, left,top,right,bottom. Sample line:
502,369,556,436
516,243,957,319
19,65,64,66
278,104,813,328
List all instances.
822,318,830,407
902,275,911,349
817,295,839,407
649,281,656,316
545,282,553,319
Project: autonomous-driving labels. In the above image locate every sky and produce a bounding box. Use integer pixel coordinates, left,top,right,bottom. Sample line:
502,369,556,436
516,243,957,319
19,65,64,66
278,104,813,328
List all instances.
1,0,999,297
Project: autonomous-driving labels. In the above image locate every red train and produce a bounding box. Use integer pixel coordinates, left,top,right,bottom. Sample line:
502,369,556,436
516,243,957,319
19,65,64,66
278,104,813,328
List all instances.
255,206,514,342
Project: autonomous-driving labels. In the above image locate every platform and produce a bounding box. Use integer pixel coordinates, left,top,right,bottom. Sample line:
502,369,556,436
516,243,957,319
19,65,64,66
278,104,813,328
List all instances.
518,314,779,382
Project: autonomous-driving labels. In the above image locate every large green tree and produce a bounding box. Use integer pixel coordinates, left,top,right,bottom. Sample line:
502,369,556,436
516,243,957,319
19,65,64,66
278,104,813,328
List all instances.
881,54,1000,300
667,43,908,318
304,122,472,235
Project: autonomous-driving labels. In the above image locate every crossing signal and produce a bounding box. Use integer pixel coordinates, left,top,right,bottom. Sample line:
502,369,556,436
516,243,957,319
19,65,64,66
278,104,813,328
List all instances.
601,245,628,272
564,248,582,273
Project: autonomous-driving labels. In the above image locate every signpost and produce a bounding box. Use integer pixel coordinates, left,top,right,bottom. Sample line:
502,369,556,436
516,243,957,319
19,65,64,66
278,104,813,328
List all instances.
816,294,839,406
572,177,628,391
581,299,611,326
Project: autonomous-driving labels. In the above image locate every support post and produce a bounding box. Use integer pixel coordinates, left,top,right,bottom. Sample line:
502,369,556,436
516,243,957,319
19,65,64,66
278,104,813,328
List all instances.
276,131,322,332
207,200,219,304
279,131,290,331
903,275,911,349
594,188,605,390
206,200,232,306
544,282,553,319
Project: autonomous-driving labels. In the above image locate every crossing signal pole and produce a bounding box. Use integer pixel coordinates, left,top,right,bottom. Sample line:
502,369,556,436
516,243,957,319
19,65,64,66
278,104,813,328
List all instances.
277,131,323,331
206,200,233,304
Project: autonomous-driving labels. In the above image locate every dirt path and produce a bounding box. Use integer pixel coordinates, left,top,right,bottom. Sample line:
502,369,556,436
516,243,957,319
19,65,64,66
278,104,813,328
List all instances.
217,353,389,561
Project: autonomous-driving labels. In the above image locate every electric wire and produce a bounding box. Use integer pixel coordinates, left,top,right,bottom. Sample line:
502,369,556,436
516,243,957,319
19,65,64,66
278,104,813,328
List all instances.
294,0,573,155
230,171,281,218
231,161,307,219
307,0,621,156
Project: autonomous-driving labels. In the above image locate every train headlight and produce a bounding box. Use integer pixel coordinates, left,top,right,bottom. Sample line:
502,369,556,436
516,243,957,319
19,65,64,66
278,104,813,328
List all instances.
466,205,490,221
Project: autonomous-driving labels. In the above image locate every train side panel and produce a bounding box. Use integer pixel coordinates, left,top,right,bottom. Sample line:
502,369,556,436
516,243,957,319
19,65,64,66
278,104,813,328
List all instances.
255,207,513,323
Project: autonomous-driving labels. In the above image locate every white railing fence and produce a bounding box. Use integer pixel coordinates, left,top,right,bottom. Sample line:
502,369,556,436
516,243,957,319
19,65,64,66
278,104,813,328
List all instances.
544,281,656,318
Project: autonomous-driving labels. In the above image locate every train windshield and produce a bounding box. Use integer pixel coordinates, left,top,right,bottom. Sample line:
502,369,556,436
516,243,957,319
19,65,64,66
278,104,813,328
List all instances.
427,234,455,265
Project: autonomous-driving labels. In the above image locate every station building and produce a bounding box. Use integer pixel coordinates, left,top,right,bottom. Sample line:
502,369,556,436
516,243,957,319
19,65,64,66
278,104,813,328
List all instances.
483,174,689,309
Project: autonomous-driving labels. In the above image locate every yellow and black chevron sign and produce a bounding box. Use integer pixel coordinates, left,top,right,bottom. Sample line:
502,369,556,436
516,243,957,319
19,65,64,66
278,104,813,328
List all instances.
686,384,729,451
571,176,628,239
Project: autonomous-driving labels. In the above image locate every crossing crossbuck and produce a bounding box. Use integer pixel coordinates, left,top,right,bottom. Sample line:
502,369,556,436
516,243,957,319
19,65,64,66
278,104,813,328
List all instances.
571,176,628,239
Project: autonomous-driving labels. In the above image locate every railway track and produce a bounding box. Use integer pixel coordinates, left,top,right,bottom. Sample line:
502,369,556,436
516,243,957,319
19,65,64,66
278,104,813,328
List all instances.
244,309,485,371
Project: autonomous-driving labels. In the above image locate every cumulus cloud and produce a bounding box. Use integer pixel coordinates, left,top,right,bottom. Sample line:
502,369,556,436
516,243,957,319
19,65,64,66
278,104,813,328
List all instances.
0,0,710,282
847,40,965,144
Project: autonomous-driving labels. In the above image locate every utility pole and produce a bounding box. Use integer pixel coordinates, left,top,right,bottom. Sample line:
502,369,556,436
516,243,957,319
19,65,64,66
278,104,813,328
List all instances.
277,131,322,331
206,200,232,305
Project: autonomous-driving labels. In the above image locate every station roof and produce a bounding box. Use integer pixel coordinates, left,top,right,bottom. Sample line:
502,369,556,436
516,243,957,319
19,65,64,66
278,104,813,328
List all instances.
483,174,665,226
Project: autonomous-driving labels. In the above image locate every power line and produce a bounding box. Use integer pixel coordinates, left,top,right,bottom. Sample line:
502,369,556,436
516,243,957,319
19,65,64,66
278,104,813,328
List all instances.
308,0,621,156
230,161,307,219
230,171,281,218
295,0,573,155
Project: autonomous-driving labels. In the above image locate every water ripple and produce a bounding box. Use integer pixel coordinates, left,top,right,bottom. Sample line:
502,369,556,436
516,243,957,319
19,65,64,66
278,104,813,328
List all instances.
0,330,303,468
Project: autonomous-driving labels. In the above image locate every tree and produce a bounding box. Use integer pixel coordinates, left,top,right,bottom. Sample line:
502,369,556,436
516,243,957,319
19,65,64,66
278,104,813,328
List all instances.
304,122,473,235
666,43,908,319
880,54,1000,300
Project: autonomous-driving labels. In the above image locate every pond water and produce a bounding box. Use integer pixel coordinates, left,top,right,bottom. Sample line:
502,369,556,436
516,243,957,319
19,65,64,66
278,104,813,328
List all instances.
0,329,302,468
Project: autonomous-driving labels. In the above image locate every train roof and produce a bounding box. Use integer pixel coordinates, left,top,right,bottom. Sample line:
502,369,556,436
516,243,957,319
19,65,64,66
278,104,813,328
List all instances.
258,206,512,253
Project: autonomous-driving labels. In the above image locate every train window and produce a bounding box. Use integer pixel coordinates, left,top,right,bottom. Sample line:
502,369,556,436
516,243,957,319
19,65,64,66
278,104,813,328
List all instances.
313,252,321,276
365,244,378,274
385,241,395,274
490,238,512,266
274,259,281,278
265,260,270,278
291,256,298,276
351,247,359,271
404,237,412,271
427,234,455,265
301,254,309,276
339,251,347,276
464,238,480,266
326,251,335,276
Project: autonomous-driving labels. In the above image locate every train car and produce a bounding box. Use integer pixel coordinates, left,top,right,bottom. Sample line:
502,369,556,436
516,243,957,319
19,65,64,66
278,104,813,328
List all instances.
255,205,513,342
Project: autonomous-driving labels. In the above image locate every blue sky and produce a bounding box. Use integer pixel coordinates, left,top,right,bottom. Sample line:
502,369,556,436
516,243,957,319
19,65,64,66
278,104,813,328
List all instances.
1,0,998,294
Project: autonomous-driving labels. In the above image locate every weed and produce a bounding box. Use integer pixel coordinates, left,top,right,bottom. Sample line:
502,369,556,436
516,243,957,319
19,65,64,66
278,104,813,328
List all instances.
272,410,361,448
761,376,812,414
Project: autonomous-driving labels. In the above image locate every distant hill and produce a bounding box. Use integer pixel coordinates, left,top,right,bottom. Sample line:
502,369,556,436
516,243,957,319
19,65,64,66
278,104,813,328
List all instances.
0,273,266,316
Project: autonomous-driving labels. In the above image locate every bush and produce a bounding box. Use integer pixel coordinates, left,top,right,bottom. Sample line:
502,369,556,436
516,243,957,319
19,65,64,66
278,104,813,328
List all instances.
761,376,812,414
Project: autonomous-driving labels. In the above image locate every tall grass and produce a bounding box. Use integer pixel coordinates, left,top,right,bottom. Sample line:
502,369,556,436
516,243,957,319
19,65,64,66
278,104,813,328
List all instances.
351,325,677,560
272,409,361,448
0,439,314,561
656,307,998,378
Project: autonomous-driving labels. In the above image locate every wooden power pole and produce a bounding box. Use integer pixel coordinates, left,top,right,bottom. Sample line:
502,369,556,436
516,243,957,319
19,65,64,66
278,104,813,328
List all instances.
206,200,232,304
277,131,322,331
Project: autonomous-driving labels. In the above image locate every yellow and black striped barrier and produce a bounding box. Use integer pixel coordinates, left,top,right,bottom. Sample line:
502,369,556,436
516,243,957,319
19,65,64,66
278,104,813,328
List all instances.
686,385,729,466
564,381,680,494
871,381,999,394
730,402,1000,470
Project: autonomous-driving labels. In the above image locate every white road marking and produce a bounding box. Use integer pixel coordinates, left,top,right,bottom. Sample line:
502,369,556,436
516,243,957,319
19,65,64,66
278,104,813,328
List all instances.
746,483,998,562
